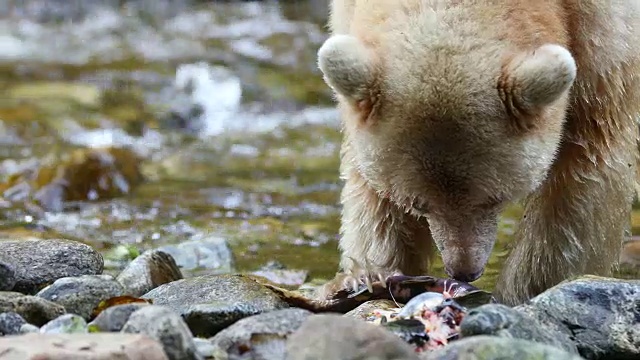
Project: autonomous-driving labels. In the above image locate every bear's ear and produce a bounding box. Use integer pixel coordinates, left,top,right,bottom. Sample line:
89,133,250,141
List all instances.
317,35,378,105
498,44,577,130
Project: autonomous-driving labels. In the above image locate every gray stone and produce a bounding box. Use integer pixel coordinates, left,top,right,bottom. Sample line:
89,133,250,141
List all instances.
460,303,578,354
0,312,27,335
156,235,234,275
121,305,200,360
516,276,640,360
19,323,40,334
142,274,288,337
428,335,584,360
40,313,88,334
116,250,183,297
193,338,216,359
250,269,309,288
88,303,150,332
36,275,125,320
209,308,312,359
0,292,65,326
0,332,169,360
0,237,104,295
0,262,16,291
286,314,420,360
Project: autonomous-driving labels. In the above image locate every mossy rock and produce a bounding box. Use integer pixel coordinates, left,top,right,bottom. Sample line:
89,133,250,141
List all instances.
7,82,101,108
0,147,144,211
430,335,583,360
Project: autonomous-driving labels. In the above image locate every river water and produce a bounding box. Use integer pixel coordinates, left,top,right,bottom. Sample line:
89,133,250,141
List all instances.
0,0,637,289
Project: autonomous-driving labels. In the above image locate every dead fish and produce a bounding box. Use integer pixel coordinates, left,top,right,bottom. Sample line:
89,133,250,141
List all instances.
397,292,446,318
253,274,497,314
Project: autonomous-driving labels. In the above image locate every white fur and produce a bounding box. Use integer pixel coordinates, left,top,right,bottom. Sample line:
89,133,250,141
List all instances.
317,35,376,102
318,0,640,307
512,44,577,110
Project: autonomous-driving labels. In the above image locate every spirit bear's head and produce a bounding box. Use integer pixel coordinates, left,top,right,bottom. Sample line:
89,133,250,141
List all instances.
318,34,577,282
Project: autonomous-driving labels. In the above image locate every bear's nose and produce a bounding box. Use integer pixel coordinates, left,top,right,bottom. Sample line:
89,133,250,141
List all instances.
445,268,484,283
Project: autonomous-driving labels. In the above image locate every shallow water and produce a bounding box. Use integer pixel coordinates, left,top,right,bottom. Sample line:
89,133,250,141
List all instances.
0,0,637,291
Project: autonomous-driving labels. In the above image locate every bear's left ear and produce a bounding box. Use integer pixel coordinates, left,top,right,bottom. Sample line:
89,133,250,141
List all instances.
498,44,577,130
317,35,379,117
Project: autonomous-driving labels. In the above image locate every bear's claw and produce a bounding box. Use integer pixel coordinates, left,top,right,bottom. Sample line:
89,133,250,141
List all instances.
316,257,402,301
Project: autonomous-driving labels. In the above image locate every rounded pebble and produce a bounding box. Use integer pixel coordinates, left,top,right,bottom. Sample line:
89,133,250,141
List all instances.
0,311,27,335
36,275,124,320
0,262,16,291
0,238,104,295
116,250,183,297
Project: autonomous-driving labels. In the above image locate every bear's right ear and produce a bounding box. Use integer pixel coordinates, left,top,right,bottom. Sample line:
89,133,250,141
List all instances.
317,35,378,106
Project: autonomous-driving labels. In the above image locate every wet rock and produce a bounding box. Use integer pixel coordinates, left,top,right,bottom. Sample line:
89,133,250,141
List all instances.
156,235,234,275
286,314,420,360
121,305,199,360
345,300,401,321
382,318,432,351
0,262,16,291
0,333,169,360
39,148,144,211
8,82,101,108
0,312,27,335
515,276,640,360
19,324,40,334
193,338,216,359
256,260,286,271
250,268,309,288
36,275,125,320
162,93,205,134
460,303,578,354
88,303,150,332
250,261,308,288
429,335,584,360
0,237,104,294
209,308,312,359
167,62,241,136
0,147,145,212
0,292,65,326
116,250,183,297
142,274,288,337
40,313,88,334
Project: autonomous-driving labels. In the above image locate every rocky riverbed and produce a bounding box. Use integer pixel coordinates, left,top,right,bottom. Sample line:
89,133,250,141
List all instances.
0,0,639,359
0,239,638,360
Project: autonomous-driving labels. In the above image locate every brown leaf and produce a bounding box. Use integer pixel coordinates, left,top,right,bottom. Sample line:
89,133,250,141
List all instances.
91,295,152,319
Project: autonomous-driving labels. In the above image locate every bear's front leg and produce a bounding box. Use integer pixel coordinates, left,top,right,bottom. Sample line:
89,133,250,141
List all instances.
496,143,636,306
316,167,434,300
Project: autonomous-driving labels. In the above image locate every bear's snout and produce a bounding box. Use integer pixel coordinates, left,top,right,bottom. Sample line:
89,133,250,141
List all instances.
445,267,485,283
427,211,498,285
